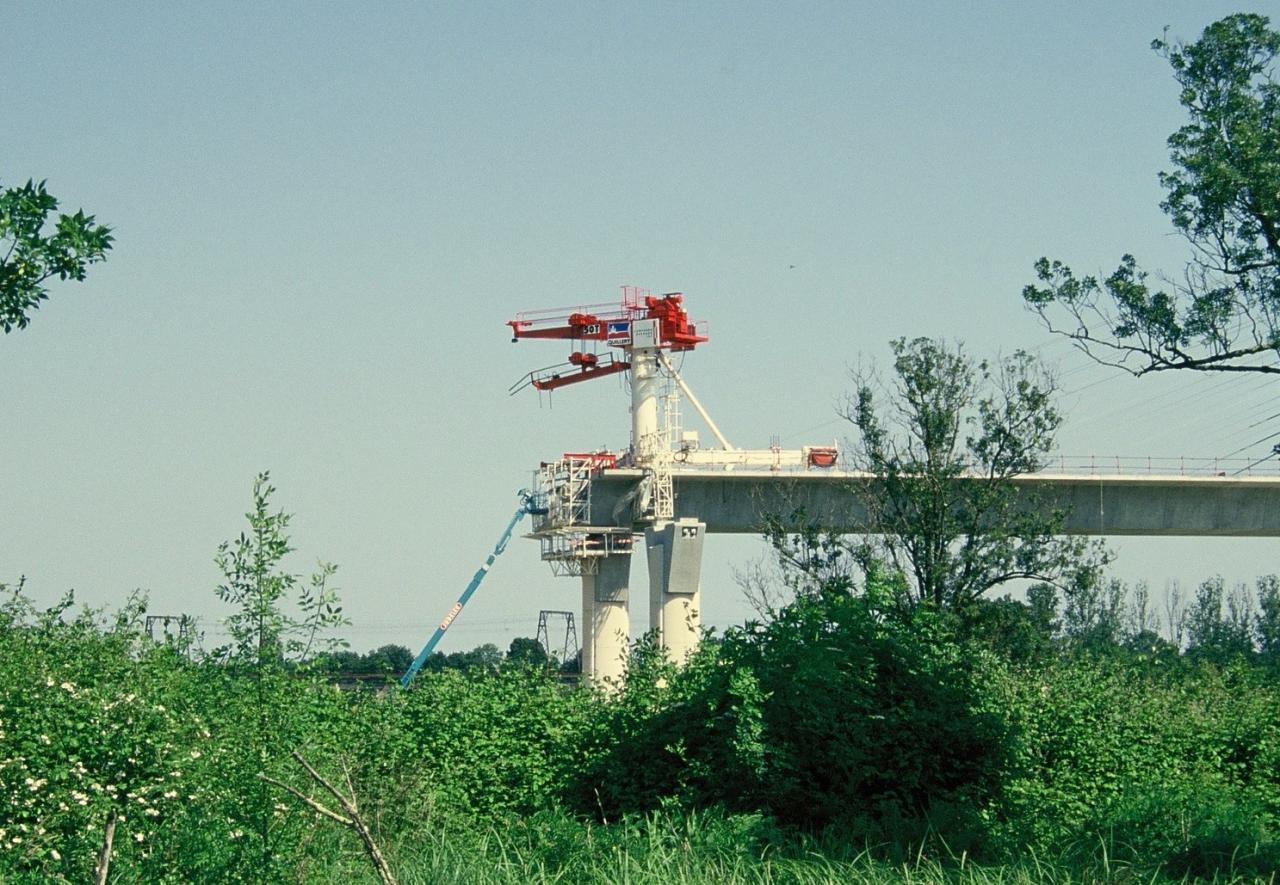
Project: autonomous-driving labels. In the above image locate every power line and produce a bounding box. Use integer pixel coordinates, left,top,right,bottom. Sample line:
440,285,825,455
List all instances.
1232,445,1280,476
1220,428,1280,461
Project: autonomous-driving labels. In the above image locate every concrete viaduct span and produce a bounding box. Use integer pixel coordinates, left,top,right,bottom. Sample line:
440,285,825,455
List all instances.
529,466,1280,684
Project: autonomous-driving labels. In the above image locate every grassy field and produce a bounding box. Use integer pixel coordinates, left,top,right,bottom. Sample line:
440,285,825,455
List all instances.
264,809,1280,885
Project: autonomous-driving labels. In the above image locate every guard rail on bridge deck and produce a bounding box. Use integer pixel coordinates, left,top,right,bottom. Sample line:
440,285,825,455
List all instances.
1038,455,1280,478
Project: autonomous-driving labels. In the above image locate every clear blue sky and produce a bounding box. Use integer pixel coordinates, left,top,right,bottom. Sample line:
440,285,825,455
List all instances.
3,2,1273,655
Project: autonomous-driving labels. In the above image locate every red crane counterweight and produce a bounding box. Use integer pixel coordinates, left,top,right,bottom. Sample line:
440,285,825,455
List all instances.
643,293,707,350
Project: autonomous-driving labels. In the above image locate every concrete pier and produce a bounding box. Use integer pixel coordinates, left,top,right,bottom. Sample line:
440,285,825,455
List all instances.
580,553,631,687
645,518,706,663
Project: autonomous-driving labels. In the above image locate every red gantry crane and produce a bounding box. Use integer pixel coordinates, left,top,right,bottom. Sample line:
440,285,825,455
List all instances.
508,287,707,394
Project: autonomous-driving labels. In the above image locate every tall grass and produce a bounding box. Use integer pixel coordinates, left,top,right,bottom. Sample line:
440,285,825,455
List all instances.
286,806,1279,885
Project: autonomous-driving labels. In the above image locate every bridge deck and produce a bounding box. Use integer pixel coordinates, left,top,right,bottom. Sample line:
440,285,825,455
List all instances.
576,469,1280,537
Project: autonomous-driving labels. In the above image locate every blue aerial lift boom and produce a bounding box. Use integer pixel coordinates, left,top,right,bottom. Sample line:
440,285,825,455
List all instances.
400,490,547,688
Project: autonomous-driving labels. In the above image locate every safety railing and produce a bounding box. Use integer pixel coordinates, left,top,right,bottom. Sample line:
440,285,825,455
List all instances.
1036,455,1280,477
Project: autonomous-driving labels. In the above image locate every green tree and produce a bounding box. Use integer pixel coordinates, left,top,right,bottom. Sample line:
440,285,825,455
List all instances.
1061,574,1128,651
1,178,113,333
362,644,412,674
214,473,345,669
212,472,346,876
506,636,549,668
807,338,1106,610
1186,576,1255,662
1256,574,1280,666
453,642,502,671
1024,14,1280,375
957,592,1059,665
573,566,1012,845
422,642,504,673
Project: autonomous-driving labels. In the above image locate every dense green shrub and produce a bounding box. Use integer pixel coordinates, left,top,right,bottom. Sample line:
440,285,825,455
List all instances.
387,666,593,820
0,583,367,882
1083,780,1279,879
4,573,1279,881
569,572,1012,851
990,653,1280,875
0,589,208,880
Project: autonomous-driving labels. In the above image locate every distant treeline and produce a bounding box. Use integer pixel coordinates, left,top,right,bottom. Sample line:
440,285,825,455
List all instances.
309,636,577,679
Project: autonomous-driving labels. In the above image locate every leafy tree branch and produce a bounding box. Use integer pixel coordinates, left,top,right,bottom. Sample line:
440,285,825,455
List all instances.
1023,14,1280,375
0,178,113,334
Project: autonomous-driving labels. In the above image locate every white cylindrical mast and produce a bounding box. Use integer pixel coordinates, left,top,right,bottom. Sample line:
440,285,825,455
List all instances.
630,319,662,463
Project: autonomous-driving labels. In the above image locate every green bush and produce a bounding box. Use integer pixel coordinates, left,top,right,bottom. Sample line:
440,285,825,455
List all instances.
389,666,593,820
991,653,1280,875
569,573,1012,852
1085,780,1279,879
5,571,1279,881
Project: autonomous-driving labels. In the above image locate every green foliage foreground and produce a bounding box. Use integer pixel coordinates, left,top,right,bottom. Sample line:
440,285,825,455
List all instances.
2,573,1277,883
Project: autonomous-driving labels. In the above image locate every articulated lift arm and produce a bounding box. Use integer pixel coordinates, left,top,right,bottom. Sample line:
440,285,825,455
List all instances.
400,490,547,688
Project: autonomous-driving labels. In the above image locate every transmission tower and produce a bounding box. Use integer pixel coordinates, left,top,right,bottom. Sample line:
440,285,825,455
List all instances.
535,609,579,668
145,614,191,649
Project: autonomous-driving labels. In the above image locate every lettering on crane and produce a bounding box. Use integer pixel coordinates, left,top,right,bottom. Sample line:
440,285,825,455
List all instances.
440,602,463,630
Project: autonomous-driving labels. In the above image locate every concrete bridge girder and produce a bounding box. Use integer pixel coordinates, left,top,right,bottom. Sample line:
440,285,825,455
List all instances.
584,469,1280,538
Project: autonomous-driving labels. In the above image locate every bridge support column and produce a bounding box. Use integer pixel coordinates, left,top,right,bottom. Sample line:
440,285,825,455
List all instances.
581,553,630,688
645,518,705,664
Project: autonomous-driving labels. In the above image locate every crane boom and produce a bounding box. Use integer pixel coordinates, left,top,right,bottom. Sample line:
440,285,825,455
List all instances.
508,290,707,354
400,490,547,688
508,353,632,395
